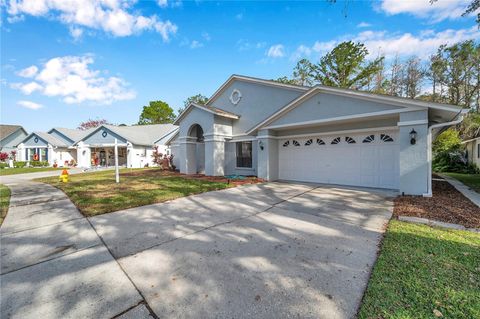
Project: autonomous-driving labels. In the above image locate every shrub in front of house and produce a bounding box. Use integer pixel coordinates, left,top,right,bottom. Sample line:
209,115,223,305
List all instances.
432,128,479,174
30,161,49,167
14,161,27,168
0,162,8,169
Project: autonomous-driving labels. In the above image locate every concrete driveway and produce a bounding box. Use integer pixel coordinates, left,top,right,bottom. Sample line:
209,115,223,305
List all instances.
91,182,395,319
1,175,395,319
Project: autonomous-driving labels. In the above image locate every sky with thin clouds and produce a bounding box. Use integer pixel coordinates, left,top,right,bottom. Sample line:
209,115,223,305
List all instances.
1,0,478,132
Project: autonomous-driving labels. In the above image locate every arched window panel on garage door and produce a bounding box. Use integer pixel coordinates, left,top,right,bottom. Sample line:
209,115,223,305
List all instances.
362,135,375,143
331,137,341,145
305,139,313,146
380,134,394,142
282,141,290,147
345,137,356,144
317,138,325,145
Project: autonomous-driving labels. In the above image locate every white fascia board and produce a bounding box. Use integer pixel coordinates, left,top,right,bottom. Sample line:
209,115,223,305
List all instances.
263,108,412,131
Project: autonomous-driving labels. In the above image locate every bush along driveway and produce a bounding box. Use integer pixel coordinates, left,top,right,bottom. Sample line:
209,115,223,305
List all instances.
0,184,10,225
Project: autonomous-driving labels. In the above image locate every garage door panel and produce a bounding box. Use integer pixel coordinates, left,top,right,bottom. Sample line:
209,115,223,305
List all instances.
278,131,399,189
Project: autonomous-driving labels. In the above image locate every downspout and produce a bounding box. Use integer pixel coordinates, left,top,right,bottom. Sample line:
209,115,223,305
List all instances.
423,110,468,197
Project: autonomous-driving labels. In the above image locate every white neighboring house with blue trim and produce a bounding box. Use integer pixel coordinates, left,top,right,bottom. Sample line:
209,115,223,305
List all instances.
75,124,178,168
169,75,468,196
0,125,28,159
17,128,91,166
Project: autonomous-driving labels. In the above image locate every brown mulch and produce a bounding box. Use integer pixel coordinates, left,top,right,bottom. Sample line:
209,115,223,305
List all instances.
121,169,264,186
394,180,480,229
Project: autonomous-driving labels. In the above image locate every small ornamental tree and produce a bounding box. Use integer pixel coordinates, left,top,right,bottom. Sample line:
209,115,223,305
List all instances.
0,152,9,162
152,146,164,167
78,118,109,130
9,150,16,160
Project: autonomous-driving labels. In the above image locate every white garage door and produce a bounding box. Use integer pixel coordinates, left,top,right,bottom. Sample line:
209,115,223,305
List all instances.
278,131,399,189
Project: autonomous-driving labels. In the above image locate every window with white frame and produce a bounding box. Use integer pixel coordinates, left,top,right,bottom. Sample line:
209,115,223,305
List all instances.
236,141,252,168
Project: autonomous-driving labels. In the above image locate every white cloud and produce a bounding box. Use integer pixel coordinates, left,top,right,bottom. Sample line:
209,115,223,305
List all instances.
290,45,312,61
379,0,473,22
12,81,43,94
69,26,83,40
266,44,285,58
4,0,178,40
201,32,211,41
13,55,136,105
157,0,168,8
298,26,480,60
357,22,371,28
190,40,203,49
18,100,43,110
236,39,266,51
16,65,38,78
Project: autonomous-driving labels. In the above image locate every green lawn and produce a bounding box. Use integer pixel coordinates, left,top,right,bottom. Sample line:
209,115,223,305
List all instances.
0,184,10,225
358,220,480,319
0,167,66,176
37,168,231,216
444,172,480,193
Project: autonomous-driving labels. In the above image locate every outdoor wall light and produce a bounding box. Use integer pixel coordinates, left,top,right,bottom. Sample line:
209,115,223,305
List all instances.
410,129,417,145
259,141,264,150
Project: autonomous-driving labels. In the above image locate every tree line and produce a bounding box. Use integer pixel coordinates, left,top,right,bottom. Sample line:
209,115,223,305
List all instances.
275,40,480,112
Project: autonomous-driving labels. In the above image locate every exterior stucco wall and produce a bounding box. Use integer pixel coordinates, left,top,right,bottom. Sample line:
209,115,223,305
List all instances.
257,130,278,181
224,140,257,176
0,130,28,153
83,127,127,145
179,108,214,137
50,148,76,166
23,134,48,147
269,92,404,127
209,80,304,135
399,111,429,195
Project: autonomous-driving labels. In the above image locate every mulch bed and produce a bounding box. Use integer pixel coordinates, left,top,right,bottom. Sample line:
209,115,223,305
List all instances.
122,169,264,186
394,180,480,229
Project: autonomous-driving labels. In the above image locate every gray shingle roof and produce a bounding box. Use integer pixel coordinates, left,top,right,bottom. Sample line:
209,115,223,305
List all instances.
50,127,94,143
0,125,25,142
101,124,178,146
33,132,70,147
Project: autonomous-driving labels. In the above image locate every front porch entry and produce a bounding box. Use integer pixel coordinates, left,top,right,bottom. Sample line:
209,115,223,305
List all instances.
90,147,127,167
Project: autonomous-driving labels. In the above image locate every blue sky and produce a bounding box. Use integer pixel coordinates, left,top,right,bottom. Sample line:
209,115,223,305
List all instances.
1,0,478,132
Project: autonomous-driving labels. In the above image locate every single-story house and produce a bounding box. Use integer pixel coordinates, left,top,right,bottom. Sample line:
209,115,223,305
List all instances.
463,137,480,168
170,75,468,196
0,124,28,159
17,127,91,166
75,124,178,168
17,124,177,168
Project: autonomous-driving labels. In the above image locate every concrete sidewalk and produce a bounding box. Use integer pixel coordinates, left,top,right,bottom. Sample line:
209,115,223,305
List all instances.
440,174,480,208
0,179,153,319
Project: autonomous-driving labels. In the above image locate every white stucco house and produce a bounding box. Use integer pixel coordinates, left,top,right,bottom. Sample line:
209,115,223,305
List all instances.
169,75,468,196
17,124,177,168
0,124,28,159
463,137,480,168
17,128,92,166
74,124,178,168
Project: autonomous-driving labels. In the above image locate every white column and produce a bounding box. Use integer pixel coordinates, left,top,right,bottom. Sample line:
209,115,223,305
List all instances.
257,130,278,181
204,135,225,176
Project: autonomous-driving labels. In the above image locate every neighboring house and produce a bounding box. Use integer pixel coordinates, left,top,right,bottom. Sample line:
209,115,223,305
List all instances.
170,75,468,196
0,124,28,159
463,137,480,168
16,128,91,166
75,124,178,168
